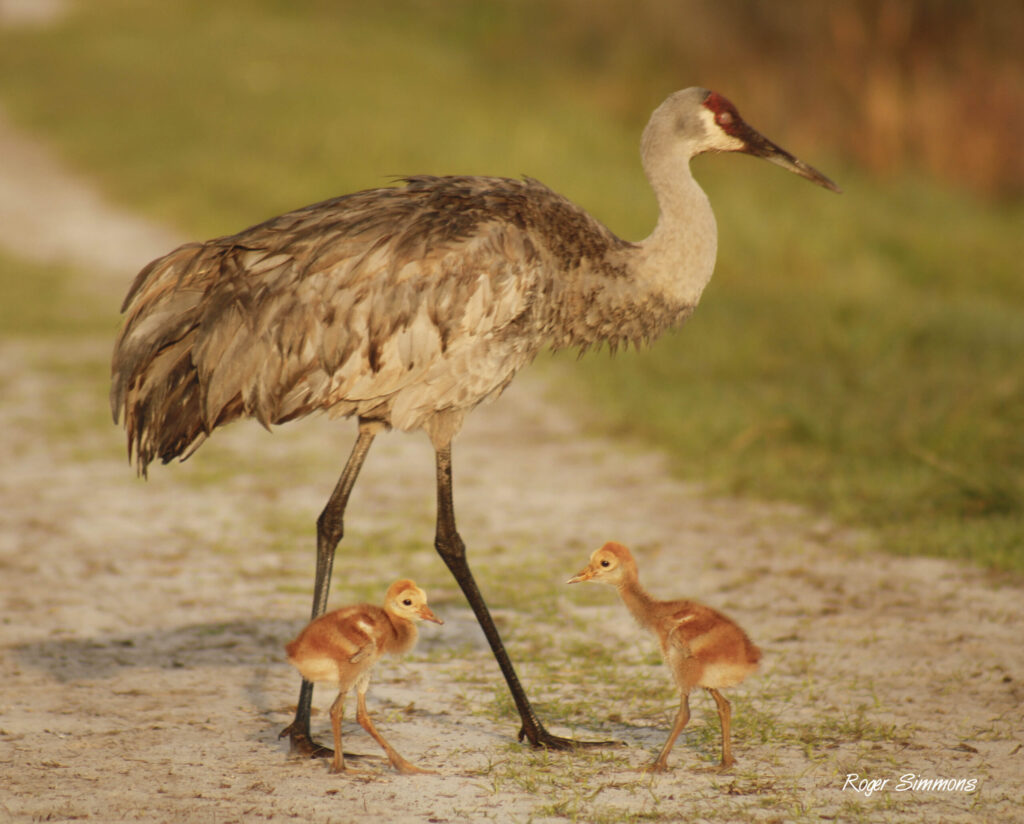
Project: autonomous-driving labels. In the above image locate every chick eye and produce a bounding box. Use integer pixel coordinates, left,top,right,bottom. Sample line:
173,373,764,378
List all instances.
403,599,412,606
600,560,610,568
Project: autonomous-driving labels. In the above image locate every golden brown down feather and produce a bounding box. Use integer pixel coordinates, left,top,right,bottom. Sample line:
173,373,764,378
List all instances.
110,175,668,473
568,541,761,770
284,579,442,775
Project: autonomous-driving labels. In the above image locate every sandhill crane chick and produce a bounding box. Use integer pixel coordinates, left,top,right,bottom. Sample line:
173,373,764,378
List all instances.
285,579,442,775
568,542,761,771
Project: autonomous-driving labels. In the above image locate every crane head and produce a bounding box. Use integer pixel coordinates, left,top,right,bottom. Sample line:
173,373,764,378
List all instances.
701,90,841,193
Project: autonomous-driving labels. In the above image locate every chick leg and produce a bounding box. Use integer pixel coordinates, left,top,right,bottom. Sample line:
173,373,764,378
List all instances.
648,692,691,772
355,686,435,775
327,690,365,774
708,688,735,768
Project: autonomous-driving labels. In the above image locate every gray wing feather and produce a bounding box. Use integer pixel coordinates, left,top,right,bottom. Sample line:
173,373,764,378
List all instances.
111,177,593,472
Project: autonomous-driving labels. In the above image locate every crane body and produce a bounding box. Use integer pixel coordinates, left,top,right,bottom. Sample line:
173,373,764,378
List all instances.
111,88,838,755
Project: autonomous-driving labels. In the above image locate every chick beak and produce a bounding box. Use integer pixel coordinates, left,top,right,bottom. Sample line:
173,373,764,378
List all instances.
567,566,595,584
419,605,444,625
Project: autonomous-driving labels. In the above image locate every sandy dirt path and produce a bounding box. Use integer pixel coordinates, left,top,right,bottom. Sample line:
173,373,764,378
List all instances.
0,95,1021,822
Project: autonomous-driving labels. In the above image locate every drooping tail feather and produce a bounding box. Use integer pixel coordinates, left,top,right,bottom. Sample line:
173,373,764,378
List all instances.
111,243,222,475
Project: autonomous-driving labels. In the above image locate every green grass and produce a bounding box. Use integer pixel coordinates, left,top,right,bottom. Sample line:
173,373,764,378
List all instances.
561,168,1024,570
0,0,1021,573
0,249,112,339
0,0,648,239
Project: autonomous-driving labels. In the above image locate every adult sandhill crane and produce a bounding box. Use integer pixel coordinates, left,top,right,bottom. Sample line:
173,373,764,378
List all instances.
111,87,838,755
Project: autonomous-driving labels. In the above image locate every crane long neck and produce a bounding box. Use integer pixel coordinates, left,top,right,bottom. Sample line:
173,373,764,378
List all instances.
637,152,718,309
543,160,716,355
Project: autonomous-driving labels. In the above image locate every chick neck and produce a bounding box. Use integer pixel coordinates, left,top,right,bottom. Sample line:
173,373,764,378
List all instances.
383,610,420,655
613,565,660,631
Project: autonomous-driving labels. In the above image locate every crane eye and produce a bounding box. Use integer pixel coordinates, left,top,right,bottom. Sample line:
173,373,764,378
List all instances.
716,110,733,127
403,599,412,606
600,559,610,567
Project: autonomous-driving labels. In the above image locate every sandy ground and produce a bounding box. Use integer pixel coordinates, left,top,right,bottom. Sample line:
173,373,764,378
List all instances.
0,55,1022,824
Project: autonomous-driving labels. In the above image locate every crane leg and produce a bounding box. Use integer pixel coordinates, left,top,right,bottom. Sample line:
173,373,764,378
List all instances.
433,442,614,750
281,419,380,758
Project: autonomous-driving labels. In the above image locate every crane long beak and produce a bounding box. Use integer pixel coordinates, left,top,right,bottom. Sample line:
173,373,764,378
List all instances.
739,125,841,193
567,567,594,584
419,606,444,624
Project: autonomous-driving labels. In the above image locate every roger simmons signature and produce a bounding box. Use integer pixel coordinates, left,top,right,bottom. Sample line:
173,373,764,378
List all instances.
843,774,978,797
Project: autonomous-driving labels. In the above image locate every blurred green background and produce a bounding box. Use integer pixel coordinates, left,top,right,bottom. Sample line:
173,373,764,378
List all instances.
1,0,1021,570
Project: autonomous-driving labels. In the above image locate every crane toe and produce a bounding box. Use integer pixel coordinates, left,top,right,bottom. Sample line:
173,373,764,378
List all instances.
518,724,621,750
280,721,389,764
280,722,333,760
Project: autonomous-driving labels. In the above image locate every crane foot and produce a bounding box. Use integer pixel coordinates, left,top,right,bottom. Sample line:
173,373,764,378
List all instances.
279,722,385,764
517,723,620,751
279,721,333,759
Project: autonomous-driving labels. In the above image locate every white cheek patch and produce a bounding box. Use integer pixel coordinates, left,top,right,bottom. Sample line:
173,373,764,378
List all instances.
697,106,744,152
